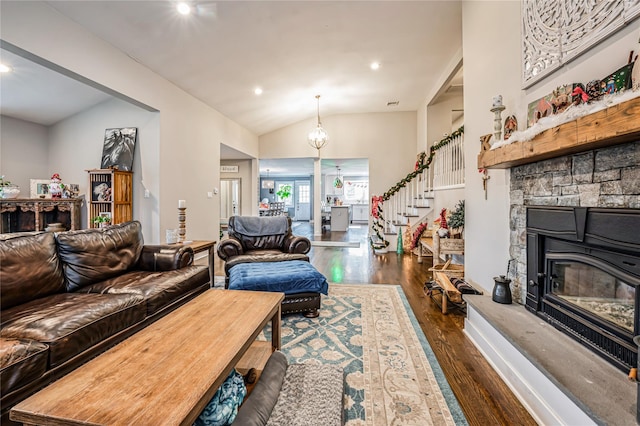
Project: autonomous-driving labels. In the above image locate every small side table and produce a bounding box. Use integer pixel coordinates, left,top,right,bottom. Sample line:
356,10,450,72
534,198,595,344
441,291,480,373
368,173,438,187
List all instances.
173,240,216,287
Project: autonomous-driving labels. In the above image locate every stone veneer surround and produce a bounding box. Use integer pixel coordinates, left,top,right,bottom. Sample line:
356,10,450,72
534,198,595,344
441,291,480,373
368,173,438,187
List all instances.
508,141,640,304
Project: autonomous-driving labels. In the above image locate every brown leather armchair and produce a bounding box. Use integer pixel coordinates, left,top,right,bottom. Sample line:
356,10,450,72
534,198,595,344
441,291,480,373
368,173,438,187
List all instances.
217,216,311,280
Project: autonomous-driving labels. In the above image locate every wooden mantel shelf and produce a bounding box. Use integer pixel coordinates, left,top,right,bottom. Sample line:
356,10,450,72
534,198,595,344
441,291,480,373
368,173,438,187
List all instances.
478,96,640,169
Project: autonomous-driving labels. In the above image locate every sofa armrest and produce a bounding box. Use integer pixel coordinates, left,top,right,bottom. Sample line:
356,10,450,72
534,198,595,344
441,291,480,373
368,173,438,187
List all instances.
137,245,194,271
217,239,244,260
283,235,311,254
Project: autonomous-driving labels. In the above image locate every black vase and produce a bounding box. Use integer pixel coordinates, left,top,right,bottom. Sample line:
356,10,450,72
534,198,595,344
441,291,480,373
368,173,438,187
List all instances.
492,275,512,304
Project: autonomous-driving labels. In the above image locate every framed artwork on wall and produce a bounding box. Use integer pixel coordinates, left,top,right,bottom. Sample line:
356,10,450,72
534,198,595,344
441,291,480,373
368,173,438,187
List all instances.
100,127,137,171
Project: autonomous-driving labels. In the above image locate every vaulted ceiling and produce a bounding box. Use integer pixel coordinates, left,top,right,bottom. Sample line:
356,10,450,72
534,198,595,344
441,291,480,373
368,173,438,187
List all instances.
1,1,462,136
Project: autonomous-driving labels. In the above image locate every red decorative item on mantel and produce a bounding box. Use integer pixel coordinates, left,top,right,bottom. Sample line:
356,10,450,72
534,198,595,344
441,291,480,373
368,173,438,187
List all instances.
49,173,63,199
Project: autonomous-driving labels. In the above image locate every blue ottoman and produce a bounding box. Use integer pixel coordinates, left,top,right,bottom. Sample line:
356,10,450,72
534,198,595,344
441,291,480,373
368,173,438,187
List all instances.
228,261,328,317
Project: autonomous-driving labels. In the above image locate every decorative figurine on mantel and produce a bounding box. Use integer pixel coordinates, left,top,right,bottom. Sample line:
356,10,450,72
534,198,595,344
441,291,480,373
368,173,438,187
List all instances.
504,115,518,140
49,173,63,199
490,95,506,142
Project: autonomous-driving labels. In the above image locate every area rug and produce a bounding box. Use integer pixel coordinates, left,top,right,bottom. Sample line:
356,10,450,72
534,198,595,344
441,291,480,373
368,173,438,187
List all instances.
310,241,361,248
261,283,467,425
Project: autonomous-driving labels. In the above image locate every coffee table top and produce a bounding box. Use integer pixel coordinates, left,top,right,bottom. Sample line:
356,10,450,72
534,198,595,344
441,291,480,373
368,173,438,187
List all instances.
11,289,283,426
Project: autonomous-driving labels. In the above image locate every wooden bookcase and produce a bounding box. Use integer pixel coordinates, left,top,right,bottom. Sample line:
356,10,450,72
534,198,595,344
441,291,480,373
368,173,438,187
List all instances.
87,169,133,228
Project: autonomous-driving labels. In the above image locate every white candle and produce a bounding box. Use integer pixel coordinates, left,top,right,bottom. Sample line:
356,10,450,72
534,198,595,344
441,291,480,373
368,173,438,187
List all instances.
178,199,186,208
492,95,503,108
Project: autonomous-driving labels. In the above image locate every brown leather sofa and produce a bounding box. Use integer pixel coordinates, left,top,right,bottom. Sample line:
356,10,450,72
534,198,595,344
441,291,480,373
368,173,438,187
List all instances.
217,215,311,279
0,221,210,423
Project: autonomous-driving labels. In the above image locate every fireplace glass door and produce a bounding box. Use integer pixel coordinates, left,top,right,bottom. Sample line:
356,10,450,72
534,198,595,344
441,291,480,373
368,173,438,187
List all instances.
551,261,635,332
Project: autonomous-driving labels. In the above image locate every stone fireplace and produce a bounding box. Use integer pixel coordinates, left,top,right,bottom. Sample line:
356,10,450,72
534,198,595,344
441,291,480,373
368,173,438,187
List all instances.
509,141,640,371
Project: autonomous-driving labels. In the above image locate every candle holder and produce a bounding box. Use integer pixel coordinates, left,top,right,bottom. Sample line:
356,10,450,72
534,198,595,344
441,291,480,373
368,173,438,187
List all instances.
490,104,506,142
178,207,186,243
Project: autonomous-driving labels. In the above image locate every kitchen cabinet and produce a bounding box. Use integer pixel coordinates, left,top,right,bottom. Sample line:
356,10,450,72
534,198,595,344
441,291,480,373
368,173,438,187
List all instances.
330,206,349,231
351,204,369,222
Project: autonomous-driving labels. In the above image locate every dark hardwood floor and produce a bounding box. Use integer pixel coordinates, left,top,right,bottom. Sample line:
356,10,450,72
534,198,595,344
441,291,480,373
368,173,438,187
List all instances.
213,222,537,426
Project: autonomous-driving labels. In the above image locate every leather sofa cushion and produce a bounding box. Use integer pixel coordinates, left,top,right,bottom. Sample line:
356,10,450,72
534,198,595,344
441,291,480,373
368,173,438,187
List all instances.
56,221,144,291
1,293,145,368
0,232,65,310
82,265,209,315
0,338,49,396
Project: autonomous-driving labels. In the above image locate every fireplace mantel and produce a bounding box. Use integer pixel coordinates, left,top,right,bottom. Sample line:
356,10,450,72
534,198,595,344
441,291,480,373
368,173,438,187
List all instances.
478,96,640,169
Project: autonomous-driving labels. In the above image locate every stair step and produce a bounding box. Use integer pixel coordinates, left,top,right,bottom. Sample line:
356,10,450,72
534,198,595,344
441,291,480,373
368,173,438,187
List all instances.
402,214,419,218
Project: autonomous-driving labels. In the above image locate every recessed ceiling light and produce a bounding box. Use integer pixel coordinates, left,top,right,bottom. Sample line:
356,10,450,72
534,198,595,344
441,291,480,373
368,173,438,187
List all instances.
370,62,380,70
0,63,12,73
176,2,191,15
254,87,263,95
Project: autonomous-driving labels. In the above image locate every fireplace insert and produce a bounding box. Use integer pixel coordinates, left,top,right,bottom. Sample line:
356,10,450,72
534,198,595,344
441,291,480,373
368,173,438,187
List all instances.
526,207,640,372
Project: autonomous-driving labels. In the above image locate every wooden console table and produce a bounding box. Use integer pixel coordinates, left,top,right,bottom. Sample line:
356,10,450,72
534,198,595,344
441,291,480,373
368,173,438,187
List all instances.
11,289,283,426
177,240,216,286
0,198,83,233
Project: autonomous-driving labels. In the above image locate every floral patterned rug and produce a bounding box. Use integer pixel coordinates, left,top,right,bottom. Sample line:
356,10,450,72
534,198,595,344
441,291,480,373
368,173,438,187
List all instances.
261,283,467,425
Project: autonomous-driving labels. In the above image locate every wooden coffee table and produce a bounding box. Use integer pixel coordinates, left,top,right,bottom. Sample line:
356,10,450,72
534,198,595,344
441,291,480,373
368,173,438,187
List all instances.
10,289,283,426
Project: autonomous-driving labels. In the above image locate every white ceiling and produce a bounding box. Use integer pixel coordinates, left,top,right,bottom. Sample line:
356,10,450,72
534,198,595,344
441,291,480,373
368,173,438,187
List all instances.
35,0,461,136
0,1,463,177
0,49,112,126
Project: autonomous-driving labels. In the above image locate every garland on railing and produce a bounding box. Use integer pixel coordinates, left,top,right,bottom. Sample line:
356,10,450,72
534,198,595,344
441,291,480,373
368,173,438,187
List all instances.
370,196,388,248
382,126,464,200
370,126,464,249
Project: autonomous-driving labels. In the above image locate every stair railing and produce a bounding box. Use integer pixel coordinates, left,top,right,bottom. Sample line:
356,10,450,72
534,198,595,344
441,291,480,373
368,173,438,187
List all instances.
370,126,464,250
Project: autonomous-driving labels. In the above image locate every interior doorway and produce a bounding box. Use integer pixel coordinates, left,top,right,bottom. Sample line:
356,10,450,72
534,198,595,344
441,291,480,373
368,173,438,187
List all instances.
220,178,241,224
294,180,311,221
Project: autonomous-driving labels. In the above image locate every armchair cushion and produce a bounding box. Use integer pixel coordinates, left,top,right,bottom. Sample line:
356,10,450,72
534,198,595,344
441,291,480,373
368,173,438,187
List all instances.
231,216,289,237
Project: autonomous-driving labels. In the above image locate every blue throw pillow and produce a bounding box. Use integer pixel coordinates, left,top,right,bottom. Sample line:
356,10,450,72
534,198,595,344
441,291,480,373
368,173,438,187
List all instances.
193,369,247,426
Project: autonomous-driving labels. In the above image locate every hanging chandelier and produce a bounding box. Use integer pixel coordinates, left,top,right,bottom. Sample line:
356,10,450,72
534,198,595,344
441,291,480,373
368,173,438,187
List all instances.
334,167,343,189
308,94,328,153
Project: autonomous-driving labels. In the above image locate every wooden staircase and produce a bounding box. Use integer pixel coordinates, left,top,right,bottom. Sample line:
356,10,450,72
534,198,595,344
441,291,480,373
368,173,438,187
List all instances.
370,127,464,252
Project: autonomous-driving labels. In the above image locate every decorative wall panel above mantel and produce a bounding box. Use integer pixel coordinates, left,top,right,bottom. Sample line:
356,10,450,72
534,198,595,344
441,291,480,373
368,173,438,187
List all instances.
522,0,640,87
477,96,640,169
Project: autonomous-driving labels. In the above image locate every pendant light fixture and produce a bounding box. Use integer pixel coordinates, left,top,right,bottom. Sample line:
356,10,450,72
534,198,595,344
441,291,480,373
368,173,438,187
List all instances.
334,167,343,189
308,95,328,154
262,169,275,193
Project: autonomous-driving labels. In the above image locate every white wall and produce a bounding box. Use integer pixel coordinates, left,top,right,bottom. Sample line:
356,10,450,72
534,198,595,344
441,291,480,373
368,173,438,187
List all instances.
427,97,463,146
48,98,160,239
0,115,49,192
259,112,416,202
1,1,258,243
462,1,520,292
